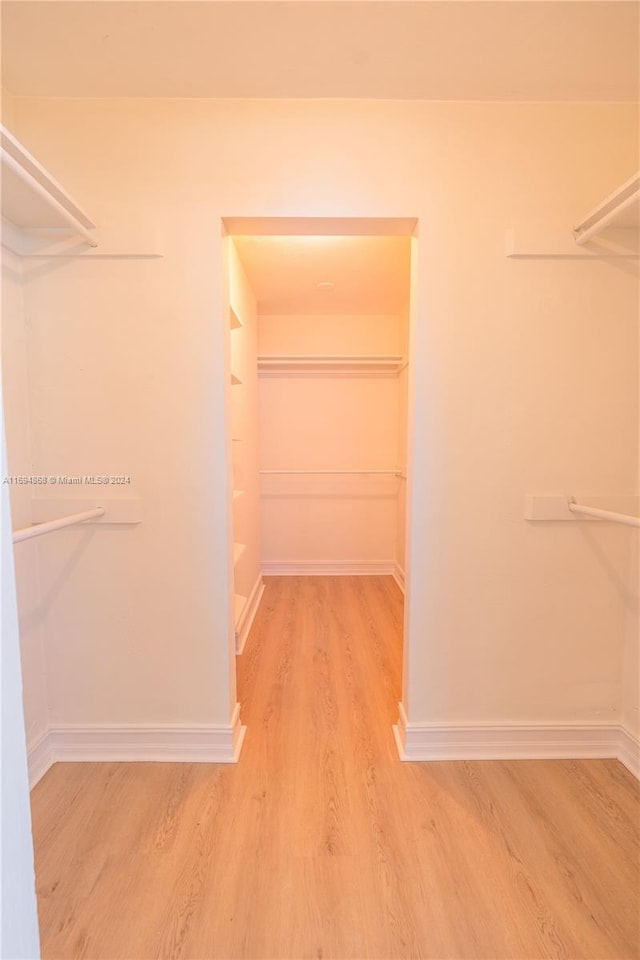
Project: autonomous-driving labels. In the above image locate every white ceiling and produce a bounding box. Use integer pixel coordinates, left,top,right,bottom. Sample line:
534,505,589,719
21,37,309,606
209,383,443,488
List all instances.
1,1,638,101
232,235,411,314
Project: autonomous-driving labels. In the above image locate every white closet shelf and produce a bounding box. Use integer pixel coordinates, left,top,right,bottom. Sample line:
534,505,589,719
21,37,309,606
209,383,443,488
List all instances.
234,542,246,564
234,593,247,625
573,172,640,245
231,373,242,385
507,172,640,259
230,308,243,330
257,355,405,378
1,124,97,250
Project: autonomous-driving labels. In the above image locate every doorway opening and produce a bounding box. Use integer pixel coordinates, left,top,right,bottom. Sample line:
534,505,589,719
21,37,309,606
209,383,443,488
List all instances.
222,217,418,749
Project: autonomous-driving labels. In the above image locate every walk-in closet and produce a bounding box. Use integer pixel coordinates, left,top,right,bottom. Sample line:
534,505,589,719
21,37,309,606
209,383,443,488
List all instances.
226,229,412,654
1,3,638,958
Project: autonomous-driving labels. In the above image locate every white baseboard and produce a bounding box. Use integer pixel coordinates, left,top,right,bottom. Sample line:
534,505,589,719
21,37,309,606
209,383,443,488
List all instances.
28,712,246,788
261,561,395,576
392,563,405,593
29,712,637,792
236,575,265,655
27,730,55,789
230,702,247,761
617,725,640,779
393,703,639,779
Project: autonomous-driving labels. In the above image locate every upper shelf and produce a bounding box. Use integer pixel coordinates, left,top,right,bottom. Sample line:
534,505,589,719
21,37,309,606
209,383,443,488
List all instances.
506,171,640,259
1,124,97,250
573,171,640,245
257,355,407,378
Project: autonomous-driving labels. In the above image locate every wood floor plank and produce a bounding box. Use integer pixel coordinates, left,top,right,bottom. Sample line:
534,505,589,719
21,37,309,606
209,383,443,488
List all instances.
30,576,640,959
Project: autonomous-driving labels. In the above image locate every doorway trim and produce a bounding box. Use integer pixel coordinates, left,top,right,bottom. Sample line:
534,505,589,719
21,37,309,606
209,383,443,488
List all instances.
221,215,420,759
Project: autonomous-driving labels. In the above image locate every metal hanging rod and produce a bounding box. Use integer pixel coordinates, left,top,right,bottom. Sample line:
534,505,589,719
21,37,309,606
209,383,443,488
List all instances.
568,499,640,528
13,507,105,543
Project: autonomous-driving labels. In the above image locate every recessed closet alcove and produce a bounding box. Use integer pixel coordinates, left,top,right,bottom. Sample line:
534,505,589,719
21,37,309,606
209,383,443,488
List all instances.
223,219,417,659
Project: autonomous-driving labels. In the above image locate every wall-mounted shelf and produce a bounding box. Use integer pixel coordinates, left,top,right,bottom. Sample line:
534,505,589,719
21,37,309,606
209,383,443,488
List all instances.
506,172,640,260
230,308,243,330
573,171,640,245
231,373,242,385
234,593,247,625
257,355,405,378
1,124,97,253
1,125,162,259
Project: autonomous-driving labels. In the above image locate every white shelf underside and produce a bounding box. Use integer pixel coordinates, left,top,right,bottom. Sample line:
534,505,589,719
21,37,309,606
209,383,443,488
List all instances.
1,124,95,232
258,355,406,377
507,172,640,259
574,171,640,238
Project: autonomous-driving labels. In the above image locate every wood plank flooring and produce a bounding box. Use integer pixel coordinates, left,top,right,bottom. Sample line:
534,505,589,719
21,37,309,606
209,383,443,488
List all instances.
31,576,640,959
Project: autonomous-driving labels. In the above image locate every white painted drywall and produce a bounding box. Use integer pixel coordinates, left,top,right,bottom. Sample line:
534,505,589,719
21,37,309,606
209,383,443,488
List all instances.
0,398,41,959
228,240,262,608
1,248,50,754
395,308,410,579
622,536,639,740
257,313,404,355
4,97,637,732
257,313,405,566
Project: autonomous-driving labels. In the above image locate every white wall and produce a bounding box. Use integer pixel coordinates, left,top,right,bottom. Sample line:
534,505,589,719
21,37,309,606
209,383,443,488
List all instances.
4,96,637,734
257,312,405,567
0,401,41,959
257,313,403,355
1,248,50,752
622,538,639,739
228,240,262,609
395,307,410,578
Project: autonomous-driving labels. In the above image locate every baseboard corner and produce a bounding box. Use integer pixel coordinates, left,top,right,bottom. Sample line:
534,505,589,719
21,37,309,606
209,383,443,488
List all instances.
28,729,54,789
392,563,405,593
236,576,265,655
230,702,246,761
617,725,640,780
392,702,409,760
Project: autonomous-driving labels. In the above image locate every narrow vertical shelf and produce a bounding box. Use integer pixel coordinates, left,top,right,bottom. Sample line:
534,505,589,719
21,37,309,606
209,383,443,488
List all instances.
230,270,244,585
234,593,247,626
229,298,252,654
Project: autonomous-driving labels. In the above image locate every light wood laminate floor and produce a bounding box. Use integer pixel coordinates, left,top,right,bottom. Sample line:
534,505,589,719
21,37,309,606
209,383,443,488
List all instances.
31,576,640,959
